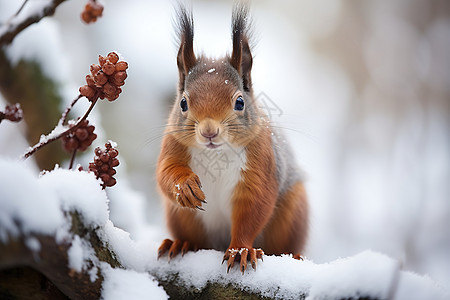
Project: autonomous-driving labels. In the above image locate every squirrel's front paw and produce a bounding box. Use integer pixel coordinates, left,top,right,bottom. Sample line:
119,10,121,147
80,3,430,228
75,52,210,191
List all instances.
174,174,206,210
222,247,264,274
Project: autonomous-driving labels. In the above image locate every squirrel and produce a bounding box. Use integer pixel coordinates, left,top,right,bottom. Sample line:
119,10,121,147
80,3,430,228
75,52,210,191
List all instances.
156,3,308,273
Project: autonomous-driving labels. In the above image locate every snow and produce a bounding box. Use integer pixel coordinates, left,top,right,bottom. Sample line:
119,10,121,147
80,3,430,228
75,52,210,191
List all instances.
394,272,448,300
25,237,41,253
67,234,98,281
146,249,448,300
0,96,36,168
0,159,64,241
0,152,448,299
3,17,70,86
101,263,168,300
1,0,450,298
39,167,109,228
306,251,398,300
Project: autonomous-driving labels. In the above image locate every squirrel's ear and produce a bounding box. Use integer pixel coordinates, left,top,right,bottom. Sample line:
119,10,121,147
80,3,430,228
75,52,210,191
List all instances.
230,3,253,92
176,5,196,92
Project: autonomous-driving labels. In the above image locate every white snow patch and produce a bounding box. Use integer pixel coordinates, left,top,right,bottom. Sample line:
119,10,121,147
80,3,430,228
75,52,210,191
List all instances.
107,140,118,148
67,235,98,282
38,124,67,144
67,237,83,272
39,168,110,228
394,271,450,300
147,249,448,300
207,68,216,73
306,251,398,300
25,237,41,252
99,221,158,272
4,17,70,85
101,263,168,300
0,159,64,241
107,180,160,241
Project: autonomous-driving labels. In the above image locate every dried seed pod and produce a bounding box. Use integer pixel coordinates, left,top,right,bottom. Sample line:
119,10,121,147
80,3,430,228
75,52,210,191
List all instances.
100,153,109,163
103,82,116,95
94,147,102,156
102,62,115,76
108,148,118,158
81,51,128,102
81,0,104,24
107,52,119,64
94,158,103,166
106,93,119,102
98,55,107,66
90,64,102,74
94,71,108,86
0,103,23,123
64,138,79,152
79,85,97,101
115,61,128,72
89,142,119,188
62,119,97,152
75,128,89,141
86,75,96,87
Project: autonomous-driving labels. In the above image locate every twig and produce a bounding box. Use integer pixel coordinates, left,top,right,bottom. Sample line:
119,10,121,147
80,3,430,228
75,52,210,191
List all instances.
22,94,98,159
59,94,82,127
69,149,77,169
0,0,67,46
12,0,30,20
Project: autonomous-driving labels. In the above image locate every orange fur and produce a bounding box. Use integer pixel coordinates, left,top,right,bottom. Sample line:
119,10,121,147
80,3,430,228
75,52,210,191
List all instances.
262,182,309,255
229,127,278,249
156,3,308,272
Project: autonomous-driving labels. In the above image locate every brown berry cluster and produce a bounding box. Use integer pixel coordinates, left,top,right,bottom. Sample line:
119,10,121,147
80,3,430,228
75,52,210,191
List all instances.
79,52,128,102
89,142,119,188
81,0,104,24
0,103,23,124
62,119,97,152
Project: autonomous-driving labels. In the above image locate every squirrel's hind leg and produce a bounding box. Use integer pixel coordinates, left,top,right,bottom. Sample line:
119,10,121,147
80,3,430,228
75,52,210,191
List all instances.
157,238,194,261
262,181,309,255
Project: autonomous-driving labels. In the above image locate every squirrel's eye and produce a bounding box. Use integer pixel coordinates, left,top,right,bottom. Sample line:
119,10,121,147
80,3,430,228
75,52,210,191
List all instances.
180,97,188,112
234,96,245,111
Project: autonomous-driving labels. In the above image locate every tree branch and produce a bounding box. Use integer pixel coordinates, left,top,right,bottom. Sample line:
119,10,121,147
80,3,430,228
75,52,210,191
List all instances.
0,212,110,300
22,95,97,159
0,0,68,46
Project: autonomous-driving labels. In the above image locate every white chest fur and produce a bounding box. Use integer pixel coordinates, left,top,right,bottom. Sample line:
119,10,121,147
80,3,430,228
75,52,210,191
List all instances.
189,146,247,249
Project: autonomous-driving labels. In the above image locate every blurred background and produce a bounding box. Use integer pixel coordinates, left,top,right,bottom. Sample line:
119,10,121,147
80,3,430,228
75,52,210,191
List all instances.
1,0,449,290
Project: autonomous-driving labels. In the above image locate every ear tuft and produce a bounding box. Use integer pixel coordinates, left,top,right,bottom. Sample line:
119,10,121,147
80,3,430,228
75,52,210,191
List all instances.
230,2,253,92
175,4,196,92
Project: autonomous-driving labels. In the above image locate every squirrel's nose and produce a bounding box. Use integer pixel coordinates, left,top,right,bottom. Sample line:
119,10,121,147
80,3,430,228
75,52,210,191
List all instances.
201,128,219,139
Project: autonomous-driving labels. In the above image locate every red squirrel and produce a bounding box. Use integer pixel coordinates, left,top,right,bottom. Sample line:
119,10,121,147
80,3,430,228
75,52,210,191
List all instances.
157,3,308,273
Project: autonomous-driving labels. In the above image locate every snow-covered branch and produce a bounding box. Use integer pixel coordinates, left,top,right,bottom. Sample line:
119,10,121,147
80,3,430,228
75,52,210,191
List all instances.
0,160,448,299
22,95,96,159
0,0,67,46
0,218,105,299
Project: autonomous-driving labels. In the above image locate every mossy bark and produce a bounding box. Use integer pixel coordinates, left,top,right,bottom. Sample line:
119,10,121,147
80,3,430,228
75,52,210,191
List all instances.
0,49,68,170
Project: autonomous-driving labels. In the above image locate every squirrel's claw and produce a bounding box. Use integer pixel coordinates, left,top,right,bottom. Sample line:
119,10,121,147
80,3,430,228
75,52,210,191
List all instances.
168,239,183,261
174,174,206,209
293,253,305,260
157,238,173,260
158,239,193,261
223,247,264,274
